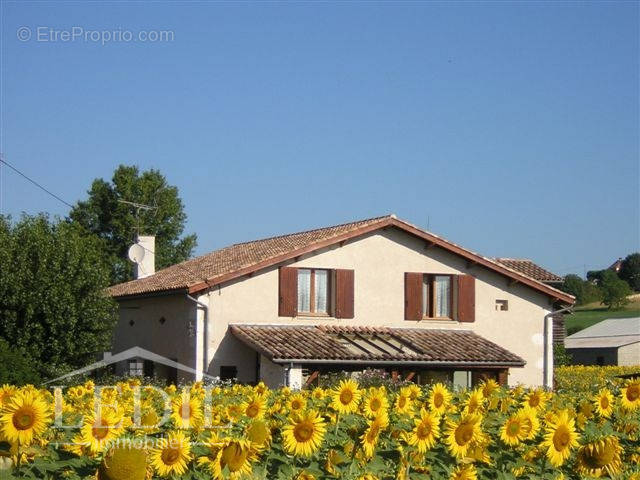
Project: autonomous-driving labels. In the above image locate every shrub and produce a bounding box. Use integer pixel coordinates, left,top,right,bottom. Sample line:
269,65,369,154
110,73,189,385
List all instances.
0,339,40,385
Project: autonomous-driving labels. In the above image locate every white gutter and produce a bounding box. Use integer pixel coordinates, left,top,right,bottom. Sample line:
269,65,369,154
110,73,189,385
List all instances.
544,305,573,390
187,294,210,379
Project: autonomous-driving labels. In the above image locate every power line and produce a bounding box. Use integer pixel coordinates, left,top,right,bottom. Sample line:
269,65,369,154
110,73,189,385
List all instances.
0,157,205,284
0,157,74,209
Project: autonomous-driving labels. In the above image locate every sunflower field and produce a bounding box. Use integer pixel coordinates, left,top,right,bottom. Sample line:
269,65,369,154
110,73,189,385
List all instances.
555,366,640,394
0,373,639,480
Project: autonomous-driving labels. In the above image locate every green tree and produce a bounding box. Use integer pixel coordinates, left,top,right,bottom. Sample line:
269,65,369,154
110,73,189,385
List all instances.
0,339,40,385
559,274,601,305
0,214,117,379
69,165,197,284
586,269,606,285
619,252,640,291
560,274,584,303
599,270,631,310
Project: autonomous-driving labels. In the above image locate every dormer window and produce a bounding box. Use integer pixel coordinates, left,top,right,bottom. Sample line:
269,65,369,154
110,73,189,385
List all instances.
297,268,330,315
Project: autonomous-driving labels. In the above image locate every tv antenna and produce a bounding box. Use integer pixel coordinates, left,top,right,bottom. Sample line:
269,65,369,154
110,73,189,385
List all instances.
118,199,157,236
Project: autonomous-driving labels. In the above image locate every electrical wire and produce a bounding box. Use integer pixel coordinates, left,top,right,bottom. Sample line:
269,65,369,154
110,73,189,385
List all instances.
0,157,74,208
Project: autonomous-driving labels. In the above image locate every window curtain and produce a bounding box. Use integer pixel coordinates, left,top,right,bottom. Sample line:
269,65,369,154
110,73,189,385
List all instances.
435,276,451,317
297,269,311,312
422,277,429,317
315,270,328,313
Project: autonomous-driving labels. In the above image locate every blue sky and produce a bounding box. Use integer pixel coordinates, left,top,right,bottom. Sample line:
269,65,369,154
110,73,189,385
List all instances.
1,2,638,277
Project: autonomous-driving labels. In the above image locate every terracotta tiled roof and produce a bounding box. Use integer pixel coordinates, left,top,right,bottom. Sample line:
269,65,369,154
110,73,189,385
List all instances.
108,215,574,304
230,324,526,366
493,258,563,283
107,216,391,298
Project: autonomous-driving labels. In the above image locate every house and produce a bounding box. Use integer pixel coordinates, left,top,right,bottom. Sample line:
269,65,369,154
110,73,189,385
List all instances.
492,258,564,287
493,258,567,344
565,317,640,366
609,258,624,274
107,215,574,389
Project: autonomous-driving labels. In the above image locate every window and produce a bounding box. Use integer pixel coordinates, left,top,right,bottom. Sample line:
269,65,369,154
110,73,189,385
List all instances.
128,359,143,376
421,274,452,319
297,268,330,315
495,299,509,311
220,366,237,380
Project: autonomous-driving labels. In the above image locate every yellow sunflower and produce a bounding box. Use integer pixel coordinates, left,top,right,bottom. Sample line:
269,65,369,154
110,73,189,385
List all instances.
519,407,540,440
394,393,414,415
360,412,388,458
149,431,192,477
241,395,266,420
97,445,148,480
621,378,640,411
330,380,361,415
576,435,623,478
0,385,17,408
444,414,482,458
450,464,477,480
226,403,244,422
311,387,326,401
282,410,326,457
593,388,615,418
325,448,346,475
253,382,268,396
78,409,124,454
362,388,388,418
500,411,531,446
287,393,307,413
579,400,595,419
295,471,316,480
245,419,272,450
463,389,484,415
405,384,422,401
407,408,440,453
198,438,254,479
0,389,51,445
523,388,547,411
542,409,579,467
480,379,500,398
428,383,452,415
171,393,203,429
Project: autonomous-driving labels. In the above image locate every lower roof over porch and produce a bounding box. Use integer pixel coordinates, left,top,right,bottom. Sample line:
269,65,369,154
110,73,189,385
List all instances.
230,324,525,369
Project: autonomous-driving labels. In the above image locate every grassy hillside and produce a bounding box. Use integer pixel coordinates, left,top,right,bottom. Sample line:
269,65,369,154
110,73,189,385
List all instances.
565,297,640,334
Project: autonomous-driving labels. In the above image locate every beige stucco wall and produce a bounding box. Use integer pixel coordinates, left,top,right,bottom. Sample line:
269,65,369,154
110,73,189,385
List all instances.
112,295,198,382
204,229,553,386
618,342,640,366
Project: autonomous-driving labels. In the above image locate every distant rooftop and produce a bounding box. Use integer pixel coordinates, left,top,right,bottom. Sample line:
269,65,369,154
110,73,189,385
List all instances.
493,258,563,283
565,317,640,349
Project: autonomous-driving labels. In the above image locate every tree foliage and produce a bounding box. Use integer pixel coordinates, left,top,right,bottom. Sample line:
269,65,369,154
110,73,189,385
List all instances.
619,252,640,291
560,274,601,305
69,165,197,284
599,270,631,310
586,269,606,285
0,214,117,379
0,339,40,385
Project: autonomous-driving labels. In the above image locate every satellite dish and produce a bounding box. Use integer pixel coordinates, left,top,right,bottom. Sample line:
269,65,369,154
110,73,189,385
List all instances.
128,243,145,264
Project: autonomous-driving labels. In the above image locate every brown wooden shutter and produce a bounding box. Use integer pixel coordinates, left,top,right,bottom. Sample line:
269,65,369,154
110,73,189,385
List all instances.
457,274,476,322
278,267,297,317
335,269,355,319
404,272,423,320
